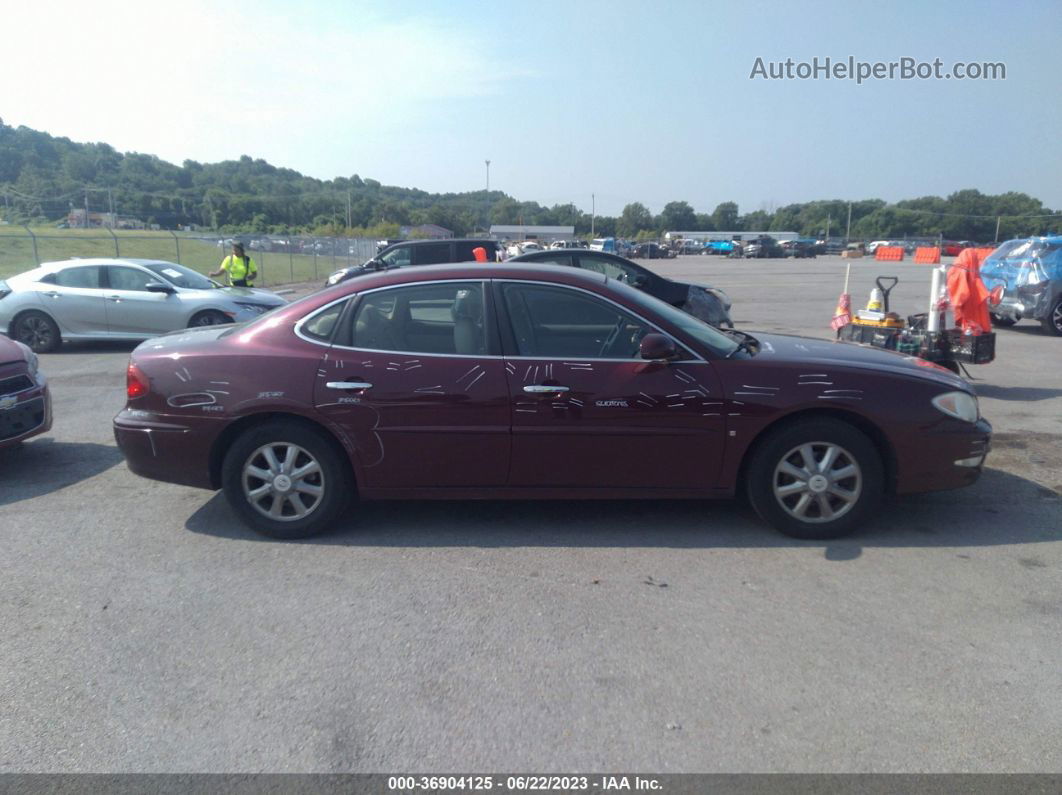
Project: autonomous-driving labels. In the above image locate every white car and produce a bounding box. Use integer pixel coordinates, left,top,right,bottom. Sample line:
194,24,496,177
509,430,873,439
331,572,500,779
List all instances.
0,258,286,353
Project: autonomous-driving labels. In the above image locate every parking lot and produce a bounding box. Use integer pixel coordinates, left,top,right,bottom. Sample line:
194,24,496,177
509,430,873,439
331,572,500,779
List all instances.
2,254,1060,772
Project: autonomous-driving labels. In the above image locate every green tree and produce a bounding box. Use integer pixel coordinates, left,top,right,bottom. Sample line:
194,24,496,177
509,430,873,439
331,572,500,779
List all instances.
617,202,653,238
659,201,697,232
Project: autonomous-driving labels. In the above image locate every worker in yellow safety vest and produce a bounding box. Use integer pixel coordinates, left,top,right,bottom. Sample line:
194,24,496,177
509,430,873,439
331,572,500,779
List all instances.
211,242,258,286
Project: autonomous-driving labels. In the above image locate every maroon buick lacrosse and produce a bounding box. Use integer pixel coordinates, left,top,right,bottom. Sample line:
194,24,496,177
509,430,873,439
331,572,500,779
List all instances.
114,264,990,540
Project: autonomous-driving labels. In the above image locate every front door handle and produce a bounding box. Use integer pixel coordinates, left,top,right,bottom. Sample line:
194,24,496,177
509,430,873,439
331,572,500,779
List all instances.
326,381,372,390
107,295,122,302
523,384,570,393
43,291,60,298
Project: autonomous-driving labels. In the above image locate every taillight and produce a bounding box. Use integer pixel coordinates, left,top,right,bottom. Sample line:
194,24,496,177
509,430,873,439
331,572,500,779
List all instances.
127,362,149,399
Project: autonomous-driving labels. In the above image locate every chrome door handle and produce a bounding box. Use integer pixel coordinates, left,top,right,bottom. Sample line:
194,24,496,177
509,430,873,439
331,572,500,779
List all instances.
523,384,570,393
107,295,122,302
326,381,372,390
43,291,60,298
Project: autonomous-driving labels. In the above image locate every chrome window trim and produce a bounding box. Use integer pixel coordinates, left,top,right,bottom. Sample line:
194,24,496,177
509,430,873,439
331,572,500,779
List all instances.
291,277,703,363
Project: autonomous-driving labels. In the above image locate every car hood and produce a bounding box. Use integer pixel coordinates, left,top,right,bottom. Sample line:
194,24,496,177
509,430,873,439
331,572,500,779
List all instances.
750,332,969,390
212,286,286,305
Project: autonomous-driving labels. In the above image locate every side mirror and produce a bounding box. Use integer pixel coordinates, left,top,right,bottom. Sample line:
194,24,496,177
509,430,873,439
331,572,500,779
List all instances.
145,281,175,294
639,333,678,361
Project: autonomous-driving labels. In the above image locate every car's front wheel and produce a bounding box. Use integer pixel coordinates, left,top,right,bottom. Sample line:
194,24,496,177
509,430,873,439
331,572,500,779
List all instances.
13,311,61,353
746,419,884,539
222,420,352,539
189,310,230,327
1040,300,1062,336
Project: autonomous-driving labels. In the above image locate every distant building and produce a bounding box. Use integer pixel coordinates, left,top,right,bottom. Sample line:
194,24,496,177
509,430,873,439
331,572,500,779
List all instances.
490,224,574,243
400,224,453,239
67,209,146,230
665,230,800,242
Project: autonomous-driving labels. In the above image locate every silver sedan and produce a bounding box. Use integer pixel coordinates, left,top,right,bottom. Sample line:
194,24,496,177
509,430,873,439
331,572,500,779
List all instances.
0,258,287,352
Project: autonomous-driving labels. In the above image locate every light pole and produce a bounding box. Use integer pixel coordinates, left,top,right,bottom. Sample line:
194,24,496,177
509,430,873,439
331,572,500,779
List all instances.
485,160,490,193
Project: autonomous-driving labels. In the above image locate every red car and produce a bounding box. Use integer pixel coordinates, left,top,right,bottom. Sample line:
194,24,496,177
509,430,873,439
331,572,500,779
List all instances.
0,334,52,449
114,264,991,540
941,241,971,257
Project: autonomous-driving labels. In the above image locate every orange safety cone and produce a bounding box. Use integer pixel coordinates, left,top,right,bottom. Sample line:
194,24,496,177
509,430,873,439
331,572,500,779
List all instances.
472,246,488,263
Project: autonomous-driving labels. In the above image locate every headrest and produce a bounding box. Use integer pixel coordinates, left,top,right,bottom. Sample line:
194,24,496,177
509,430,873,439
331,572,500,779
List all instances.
452,288,482,321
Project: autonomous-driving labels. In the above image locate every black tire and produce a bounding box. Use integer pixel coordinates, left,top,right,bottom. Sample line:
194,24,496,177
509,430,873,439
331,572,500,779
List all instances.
189,310,230,328
221,420,353,539
1040,300,1062,336
990,313,1017,328
13,310,61,353
746,419,884,540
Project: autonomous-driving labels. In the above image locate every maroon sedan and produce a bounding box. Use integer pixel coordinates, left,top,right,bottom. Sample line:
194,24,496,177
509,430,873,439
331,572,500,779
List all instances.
1,334,52,449
114,264,991,540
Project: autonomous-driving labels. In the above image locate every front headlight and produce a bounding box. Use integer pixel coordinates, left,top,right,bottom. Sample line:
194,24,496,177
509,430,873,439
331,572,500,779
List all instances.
234,302,270,315
14,341,38,376
932,391,979,423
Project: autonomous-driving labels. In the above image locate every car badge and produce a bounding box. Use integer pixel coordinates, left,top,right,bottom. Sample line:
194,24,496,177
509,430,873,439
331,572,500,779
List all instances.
0,395,17,411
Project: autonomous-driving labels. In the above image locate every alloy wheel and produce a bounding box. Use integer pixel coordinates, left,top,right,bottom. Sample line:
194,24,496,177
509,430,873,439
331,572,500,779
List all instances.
242,442,325,522
772,442,863,524
17,316,53,350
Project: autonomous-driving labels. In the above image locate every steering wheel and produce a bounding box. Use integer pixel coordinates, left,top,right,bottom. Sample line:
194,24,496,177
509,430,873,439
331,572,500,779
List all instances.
598,318,627,357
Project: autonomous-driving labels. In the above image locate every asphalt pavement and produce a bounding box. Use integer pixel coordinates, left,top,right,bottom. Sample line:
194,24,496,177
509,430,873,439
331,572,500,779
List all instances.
1,255,1059,772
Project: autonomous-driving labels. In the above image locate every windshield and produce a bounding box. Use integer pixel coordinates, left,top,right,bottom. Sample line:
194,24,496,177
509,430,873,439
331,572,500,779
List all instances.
607,278,739,358
143,262,218,290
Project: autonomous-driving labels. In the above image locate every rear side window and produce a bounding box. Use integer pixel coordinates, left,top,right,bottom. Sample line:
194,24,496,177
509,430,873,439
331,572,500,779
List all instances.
412,243,452,265
301,300,346,342
350,282,486,355
52,267,101,288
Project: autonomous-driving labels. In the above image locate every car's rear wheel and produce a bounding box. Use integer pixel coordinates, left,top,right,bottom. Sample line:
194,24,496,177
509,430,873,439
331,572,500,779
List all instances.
990,313,1017,327
13,311,61,353
222,420,352,539
1040,300,1062,336
189,310,230,327
747,419,883,540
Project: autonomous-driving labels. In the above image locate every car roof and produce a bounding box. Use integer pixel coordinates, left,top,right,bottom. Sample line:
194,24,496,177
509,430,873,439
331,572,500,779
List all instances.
330,262,608,292
35,258,180,271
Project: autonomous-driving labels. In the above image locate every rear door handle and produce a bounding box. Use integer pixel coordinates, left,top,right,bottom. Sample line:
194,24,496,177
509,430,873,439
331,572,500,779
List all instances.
43,291,60,298
326,381,372,390
107,295,122,302
523,384,570,393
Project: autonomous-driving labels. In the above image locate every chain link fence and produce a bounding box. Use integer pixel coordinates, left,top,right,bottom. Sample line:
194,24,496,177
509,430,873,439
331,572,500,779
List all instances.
0,227,378,286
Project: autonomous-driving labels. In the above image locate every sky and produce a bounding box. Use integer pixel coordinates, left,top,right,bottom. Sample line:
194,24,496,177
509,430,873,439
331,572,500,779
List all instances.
2,0,1060,216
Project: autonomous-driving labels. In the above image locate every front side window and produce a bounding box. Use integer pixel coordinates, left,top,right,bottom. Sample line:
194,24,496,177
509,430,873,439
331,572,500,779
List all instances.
525,254,574,268
351,282,486,355
108,267,156,292
379,246,412,267
501,283,652,359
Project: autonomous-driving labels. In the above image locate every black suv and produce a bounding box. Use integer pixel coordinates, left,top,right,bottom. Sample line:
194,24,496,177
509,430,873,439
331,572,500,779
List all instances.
325,239,503,286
